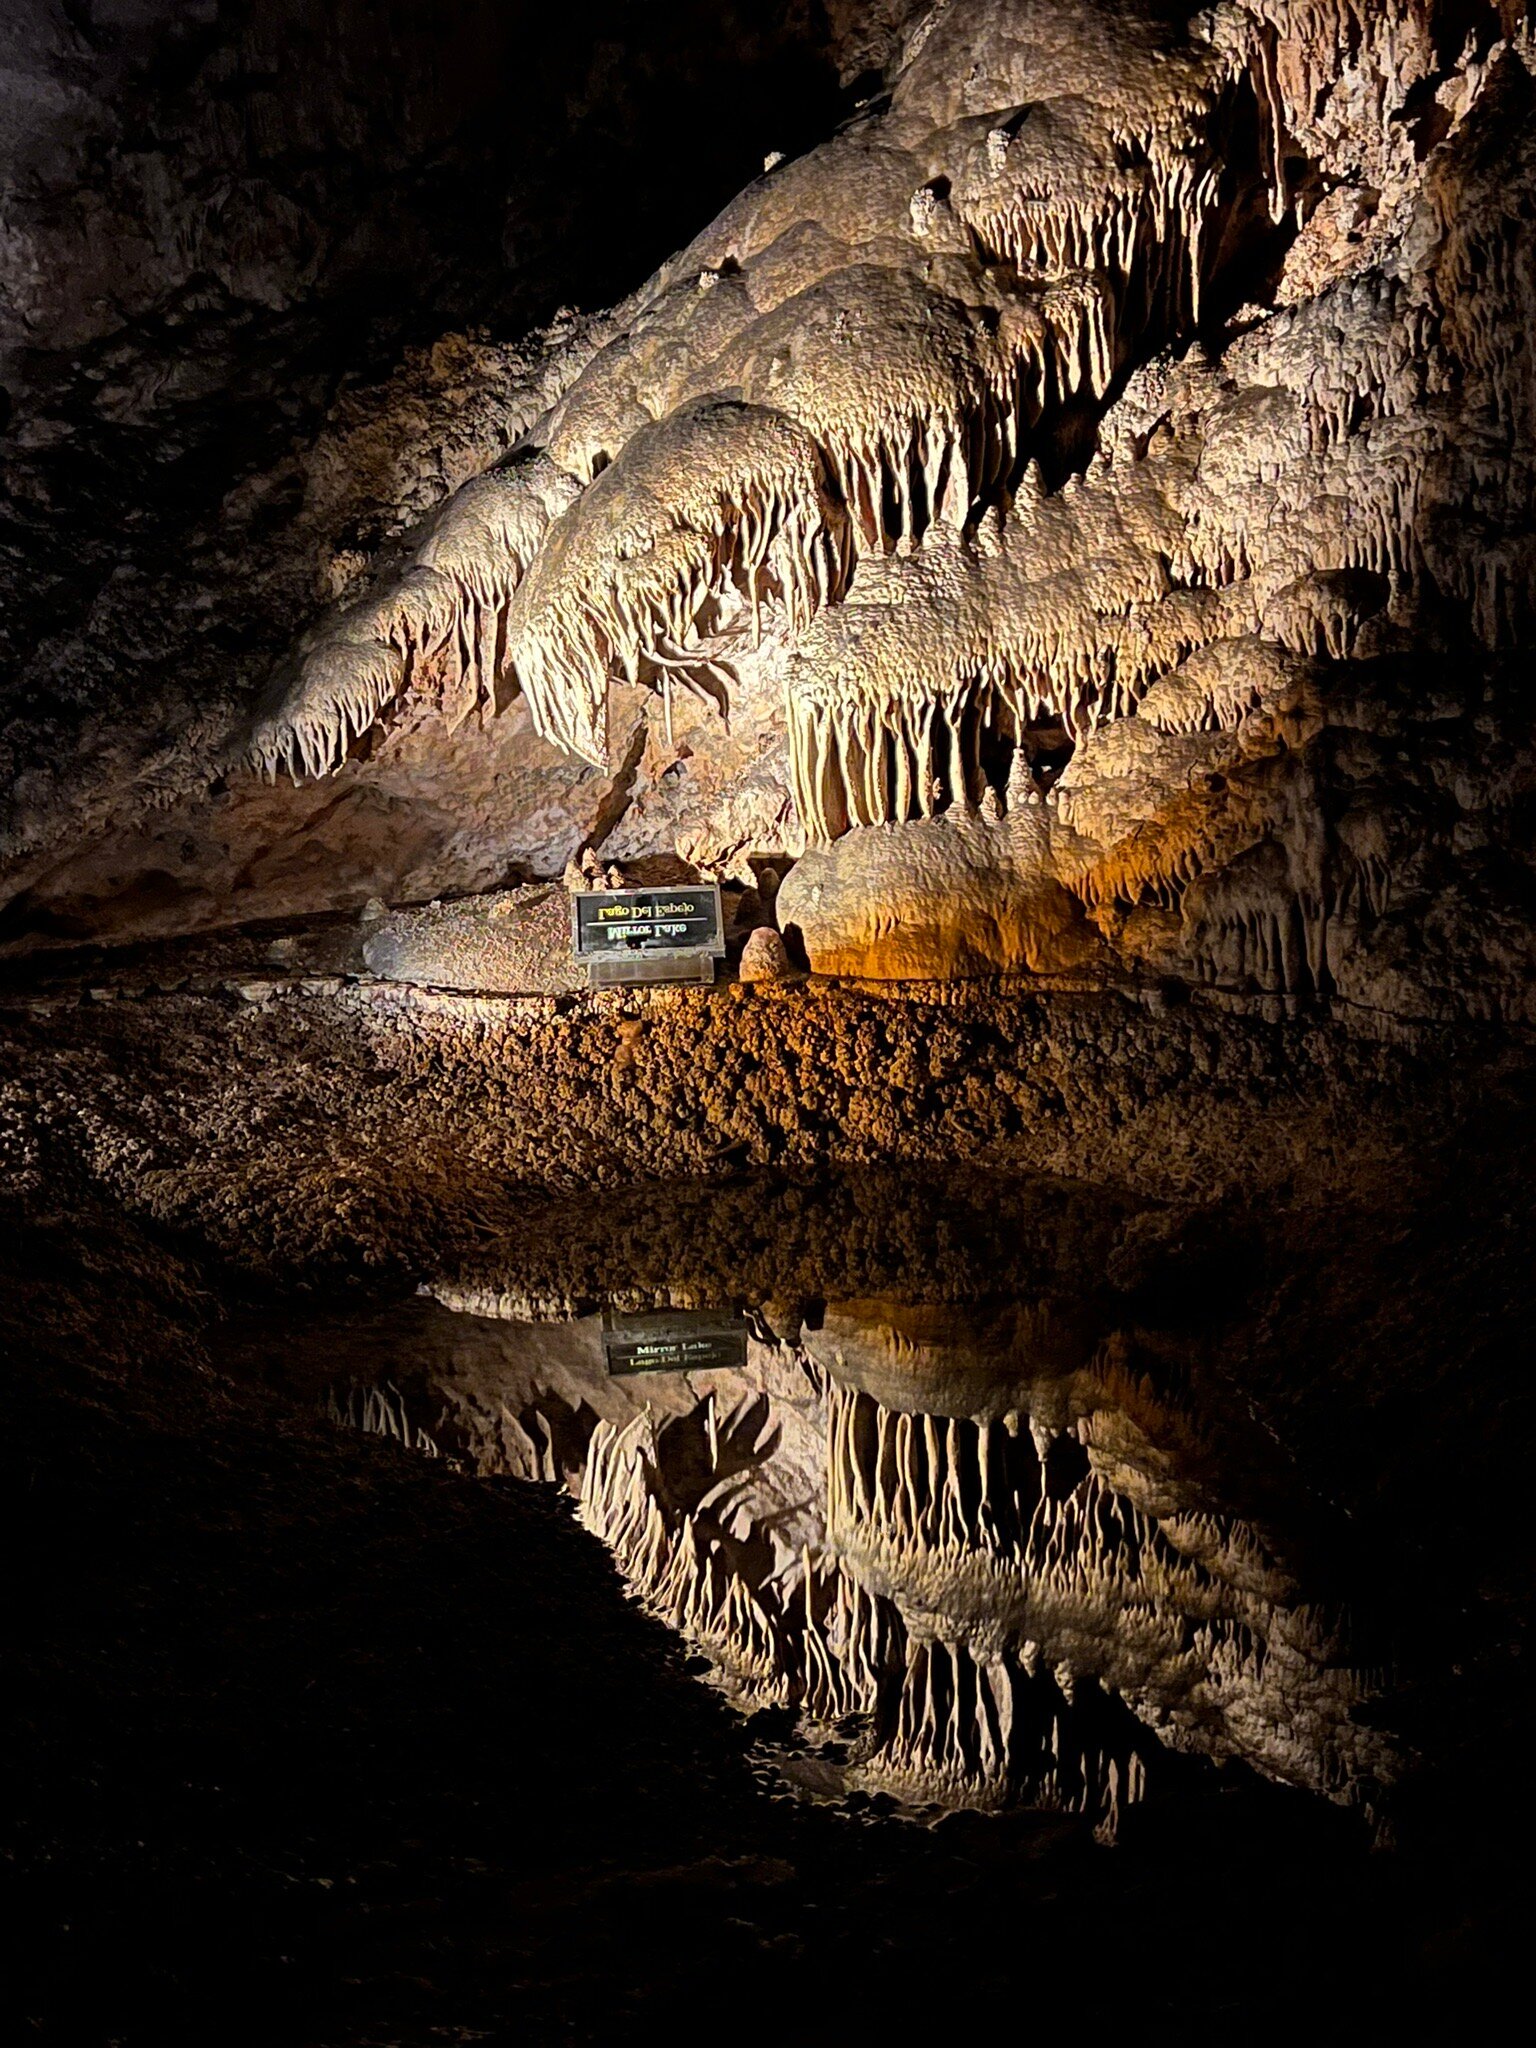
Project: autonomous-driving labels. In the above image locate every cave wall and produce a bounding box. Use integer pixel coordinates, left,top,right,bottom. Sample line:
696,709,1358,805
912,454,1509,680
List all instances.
2,0,1535,1039
0,0,917,937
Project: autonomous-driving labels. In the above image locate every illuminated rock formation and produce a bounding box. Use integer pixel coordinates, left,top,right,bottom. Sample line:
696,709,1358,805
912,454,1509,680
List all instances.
231,0,1532,1017
5,0,1532,1017
250,0,1240,785
777,628,1330,980
359,884,585,995
821,1373,1385,1807
250,456,584,783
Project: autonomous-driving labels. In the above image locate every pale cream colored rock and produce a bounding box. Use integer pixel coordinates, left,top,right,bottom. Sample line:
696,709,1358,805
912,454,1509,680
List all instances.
737,926,795,982
778,805,1104,980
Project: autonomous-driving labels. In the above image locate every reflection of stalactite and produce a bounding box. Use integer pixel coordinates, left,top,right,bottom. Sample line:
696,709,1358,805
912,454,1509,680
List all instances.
579,1412,788,1695
827,1386,1185,1609
860,1634,1152,1835
395,1324,1393,1826
494,1397,585,1484
823,1382,1389,1810
826,1380,1245,1630
325,1379,440,1459
797,1555,897,1724
573,1402,1159,1832
865,1635,1016,1811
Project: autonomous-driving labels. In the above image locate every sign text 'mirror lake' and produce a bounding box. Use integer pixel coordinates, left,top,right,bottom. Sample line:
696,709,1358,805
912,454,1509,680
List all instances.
572,884,725,986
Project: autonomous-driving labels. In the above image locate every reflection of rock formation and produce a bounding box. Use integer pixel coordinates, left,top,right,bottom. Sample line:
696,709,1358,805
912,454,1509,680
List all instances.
822,1378,1382,1808
322,1283,1394,1832
579,1396,807,1701
325,1378,442,1459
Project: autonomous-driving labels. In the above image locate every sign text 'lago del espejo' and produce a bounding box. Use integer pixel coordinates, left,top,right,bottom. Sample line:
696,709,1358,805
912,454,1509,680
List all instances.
571,884,726,987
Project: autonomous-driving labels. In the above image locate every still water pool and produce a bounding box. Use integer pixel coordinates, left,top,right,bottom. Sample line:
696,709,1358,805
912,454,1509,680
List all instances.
232,1170,1401,1841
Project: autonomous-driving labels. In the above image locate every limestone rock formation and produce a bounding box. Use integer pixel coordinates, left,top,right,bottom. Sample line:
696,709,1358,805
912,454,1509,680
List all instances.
778,805,1105,979
361,885,585,994
3,0,1533,1033
738,924,797,982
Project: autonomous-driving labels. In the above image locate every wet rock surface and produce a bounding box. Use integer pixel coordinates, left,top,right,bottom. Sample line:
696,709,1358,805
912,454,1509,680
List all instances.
0,963,1506,1282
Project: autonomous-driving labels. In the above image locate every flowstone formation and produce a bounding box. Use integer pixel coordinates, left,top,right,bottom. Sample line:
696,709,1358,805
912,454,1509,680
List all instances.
3,0,1534,1030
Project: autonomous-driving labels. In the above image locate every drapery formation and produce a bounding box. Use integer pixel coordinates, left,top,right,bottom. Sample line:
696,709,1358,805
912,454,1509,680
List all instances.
250,4,1514,786
240,1,1536,1021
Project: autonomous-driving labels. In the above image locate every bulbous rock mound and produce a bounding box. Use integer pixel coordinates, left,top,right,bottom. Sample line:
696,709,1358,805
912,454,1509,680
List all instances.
1,0,1534,1031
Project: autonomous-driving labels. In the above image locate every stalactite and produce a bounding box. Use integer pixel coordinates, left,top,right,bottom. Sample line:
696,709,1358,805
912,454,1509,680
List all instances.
413,460,583,711
237,0,1536,985
780,475,1253,846
962,118,1226,343
1226,0,1450,188
502,398,849,767
248,454,580,782
249,637,407,785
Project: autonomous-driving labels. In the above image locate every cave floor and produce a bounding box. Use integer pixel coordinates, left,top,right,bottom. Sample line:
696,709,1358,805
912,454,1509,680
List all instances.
3,936,1535,2039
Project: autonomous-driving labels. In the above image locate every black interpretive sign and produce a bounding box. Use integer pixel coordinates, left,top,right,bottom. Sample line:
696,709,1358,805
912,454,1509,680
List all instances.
572,885,725,959
602,1308,751,1376
572,884,726,987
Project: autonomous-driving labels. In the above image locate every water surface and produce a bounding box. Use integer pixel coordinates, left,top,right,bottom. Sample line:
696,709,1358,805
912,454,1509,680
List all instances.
236,1171,1402,1839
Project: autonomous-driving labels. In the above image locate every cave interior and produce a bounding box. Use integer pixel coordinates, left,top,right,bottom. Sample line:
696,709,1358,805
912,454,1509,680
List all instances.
4,2,1536,2040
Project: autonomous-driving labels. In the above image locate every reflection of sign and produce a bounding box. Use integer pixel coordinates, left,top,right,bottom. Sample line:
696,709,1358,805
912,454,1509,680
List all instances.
572,885,725,987
602,1308,750,1376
